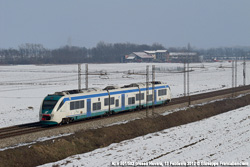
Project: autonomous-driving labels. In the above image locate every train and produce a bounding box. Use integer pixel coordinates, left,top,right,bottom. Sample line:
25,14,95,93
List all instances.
39,81,171,125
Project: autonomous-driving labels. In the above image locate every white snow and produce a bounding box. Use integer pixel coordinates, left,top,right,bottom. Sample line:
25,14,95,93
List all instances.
0,62,249,128
40,105,250,167
0,62,250,166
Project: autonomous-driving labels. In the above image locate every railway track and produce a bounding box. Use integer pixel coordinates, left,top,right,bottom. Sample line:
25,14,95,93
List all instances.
170,85,250,105
0,122,51,139
1,85,250,140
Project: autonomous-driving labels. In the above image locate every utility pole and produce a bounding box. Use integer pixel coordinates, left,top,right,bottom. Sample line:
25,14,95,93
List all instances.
78,64,81,90
126,65,156,117
187,59,190,106
146,65,149,118
78,64,108,90
152,65,155,116
235,58,237,88
184,61,186,96
187,60,190,96
243,55,246,86
184,55,191,105
232,60,235,96
85,64,88,89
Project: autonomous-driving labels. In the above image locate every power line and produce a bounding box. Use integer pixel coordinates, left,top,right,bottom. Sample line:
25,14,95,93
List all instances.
0,74,75,83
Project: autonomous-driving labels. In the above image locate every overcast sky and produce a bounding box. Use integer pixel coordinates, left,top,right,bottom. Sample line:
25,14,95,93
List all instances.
0,0,250,49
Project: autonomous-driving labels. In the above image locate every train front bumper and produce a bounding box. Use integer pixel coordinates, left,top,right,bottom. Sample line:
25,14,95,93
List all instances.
40,120,58,125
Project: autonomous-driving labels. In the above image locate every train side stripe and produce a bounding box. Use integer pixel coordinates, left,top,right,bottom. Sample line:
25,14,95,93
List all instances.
63,85,169,102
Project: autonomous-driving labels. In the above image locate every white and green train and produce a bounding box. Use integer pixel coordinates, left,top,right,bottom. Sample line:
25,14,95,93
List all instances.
39,81,171,125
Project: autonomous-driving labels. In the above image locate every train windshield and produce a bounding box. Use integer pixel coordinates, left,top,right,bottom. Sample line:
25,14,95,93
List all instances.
42,100,58,110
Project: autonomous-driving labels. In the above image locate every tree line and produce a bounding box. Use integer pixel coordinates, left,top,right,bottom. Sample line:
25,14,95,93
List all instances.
0,42,249,64
0,42,165,64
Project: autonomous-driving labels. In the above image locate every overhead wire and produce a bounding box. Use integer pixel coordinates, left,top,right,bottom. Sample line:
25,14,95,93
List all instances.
0,74,76,83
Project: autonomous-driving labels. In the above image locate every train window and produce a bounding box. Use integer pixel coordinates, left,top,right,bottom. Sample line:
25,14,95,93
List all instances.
136,93,144,101
158,89,167,96
75,101,80,109
136,94,139,101
104,97,115,106
57,101,64,111
80,100,84,108
70,102,75,110
115,99,119,107
110,97,115,105
70,100,85,110
104,98,109,106
141,93,144,100
93,102,101,111
42,100,58,110
128,97,135,105
128,98,132,104
147,94,153,101
164,89,167,95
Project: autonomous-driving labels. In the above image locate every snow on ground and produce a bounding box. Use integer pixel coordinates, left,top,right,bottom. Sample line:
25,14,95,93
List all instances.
1,62,250,166
40,105,250,167
0,62,249,128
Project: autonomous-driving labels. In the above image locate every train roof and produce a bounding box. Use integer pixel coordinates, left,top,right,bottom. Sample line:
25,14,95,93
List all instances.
103,85,121,90
53,81,165,96
54,87,103,95
122,81,163,88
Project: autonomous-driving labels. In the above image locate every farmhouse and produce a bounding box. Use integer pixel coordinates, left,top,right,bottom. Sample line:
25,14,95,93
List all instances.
124,50,168,63
145,50,168,62
123,50,200,63
167,52,200,63
124,52,154,62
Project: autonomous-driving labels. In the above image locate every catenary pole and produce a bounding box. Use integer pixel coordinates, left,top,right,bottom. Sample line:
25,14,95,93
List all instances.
235,57,237,88
152,65,155,116
85,64,88,89
146,65,149,117
232,60,235,96
184,61,186,96
78,64,81,90
243,55,246,86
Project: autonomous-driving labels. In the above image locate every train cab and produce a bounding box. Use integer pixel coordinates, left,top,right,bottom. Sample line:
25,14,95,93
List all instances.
39,94,63,125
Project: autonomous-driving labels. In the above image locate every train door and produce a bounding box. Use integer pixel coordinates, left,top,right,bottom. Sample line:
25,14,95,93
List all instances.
122,94,125,110
87,99,91,117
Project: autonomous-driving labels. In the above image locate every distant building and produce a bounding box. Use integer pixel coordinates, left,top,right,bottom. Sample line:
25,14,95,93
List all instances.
167,52,200,63
124,50,168,63
145,50,168,62
124,52,154,62
144,51,156,59
123,50,199,63
156,50,168,61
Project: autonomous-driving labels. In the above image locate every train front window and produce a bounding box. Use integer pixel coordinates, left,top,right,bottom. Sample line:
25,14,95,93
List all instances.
42,100,58,110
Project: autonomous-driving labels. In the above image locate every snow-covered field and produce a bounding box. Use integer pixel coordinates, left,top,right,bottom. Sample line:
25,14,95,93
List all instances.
1,62,250,166
40,104,250,167
0,62,249,128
